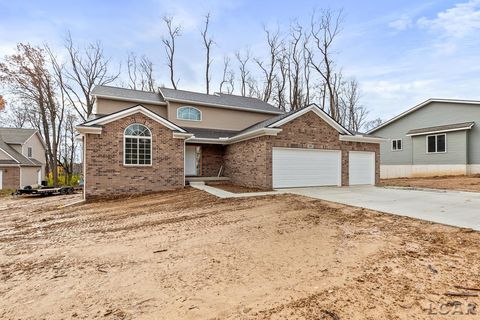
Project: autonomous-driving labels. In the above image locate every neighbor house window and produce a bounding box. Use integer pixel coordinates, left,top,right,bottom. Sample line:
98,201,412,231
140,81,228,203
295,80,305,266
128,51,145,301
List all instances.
177,106,201,121
27,147,33,158
124,124,152,165
391,139,402,151
427,134,446,153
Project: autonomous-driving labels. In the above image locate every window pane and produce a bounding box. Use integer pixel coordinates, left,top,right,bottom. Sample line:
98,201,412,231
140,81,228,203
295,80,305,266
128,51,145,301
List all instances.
392,140,397,150
437,135,446,152
427,136,436,153
397,140,402,150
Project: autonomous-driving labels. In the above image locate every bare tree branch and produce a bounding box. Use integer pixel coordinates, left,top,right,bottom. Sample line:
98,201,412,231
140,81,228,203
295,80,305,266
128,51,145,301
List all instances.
162,16,182,89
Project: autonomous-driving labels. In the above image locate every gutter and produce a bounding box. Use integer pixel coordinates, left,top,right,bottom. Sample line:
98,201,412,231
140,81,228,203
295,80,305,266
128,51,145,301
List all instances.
339,135,386,143
406,125,474,137
93,94,167,106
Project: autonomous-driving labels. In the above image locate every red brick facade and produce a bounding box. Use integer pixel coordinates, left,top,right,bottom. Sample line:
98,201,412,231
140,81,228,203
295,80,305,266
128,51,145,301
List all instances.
199,144,224,177
84,112,184,199
223,111,380,189
83,110,379,198
0,167,20,190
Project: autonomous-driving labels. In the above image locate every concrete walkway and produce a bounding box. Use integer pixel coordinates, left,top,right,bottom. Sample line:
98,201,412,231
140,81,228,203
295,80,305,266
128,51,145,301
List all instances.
189,182,285,199
284,186,480,231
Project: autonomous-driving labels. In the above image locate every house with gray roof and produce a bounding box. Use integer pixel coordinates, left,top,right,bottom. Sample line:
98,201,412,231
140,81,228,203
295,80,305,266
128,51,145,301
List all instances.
368,98,480,178
76,85,383,200
0,128,46,190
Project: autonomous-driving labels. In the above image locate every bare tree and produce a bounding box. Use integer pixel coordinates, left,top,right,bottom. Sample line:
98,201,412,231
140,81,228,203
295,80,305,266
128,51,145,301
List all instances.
307,9,344,120
219,56,234,94
272,46,288,110
162,16,182,89
201,13,214,94
63,33,119,120
0,44,65,186
288,22,304,110
364,118,382,132
235,50,250,96
126,52,156,92
255,28,281,102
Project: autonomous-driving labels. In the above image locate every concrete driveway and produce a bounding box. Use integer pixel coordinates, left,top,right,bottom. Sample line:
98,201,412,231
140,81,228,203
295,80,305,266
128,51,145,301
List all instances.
284,186,480,231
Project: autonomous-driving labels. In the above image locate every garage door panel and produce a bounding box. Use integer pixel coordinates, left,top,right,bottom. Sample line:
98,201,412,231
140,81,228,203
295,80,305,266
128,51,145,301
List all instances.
349,151,375,185
272,148,341,188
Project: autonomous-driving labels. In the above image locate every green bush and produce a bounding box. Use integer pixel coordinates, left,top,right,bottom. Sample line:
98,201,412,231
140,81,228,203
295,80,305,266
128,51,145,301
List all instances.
46,171,81,187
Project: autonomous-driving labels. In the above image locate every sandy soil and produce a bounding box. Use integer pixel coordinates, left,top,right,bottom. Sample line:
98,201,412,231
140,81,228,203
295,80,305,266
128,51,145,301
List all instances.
1,189,480,319
206,183,269,193
381,175,480,193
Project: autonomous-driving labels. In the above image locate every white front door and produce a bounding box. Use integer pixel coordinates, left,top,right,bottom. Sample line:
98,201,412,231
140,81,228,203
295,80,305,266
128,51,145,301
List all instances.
349,151,375,185
0,170,3,189
185,145,198,176
272,148,342,188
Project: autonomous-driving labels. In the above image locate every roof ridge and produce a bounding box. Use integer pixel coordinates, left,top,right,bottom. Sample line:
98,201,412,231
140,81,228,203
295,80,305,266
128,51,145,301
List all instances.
94,85,160,94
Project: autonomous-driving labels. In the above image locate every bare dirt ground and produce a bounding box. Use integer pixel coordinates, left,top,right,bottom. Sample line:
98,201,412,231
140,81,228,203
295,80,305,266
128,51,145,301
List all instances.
1,189,480,319
206,183,269,193
381,174,480,193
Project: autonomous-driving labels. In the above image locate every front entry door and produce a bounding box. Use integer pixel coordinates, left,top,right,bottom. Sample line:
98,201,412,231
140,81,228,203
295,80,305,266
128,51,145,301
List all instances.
185,145,199,176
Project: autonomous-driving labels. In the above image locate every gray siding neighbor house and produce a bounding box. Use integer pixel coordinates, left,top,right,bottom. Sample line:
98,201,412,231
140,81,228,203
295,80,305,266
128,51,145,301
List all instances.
368,99,480,178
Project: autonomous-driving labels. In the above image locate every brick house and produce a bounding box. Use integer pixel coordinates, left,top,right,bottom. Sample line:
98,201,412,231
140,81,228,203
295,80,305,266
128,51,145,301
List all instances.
76,85,383,200
0,128,46,190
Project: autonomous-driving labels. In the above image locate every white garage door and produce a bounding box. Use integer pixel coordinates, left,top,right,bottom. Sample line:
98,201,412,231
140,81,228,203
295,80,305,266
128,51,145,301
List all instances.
349,151,375,185
272,148,341,188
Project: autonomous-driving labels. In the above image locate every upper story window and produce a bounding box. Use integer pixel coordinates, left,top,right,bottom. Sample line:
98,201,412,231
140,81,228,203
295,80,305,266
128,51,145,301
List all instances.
391,139,402,151
427,134,446,153
177,106,202,121
27,147,33,158
124,124,152,166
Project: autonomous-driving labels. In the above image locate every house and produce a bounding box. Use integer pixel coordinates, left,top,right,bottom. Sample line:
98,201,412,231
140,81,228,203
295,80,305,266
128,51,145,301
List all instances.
75,85,383,200
368,98,480,178
0,128,46,190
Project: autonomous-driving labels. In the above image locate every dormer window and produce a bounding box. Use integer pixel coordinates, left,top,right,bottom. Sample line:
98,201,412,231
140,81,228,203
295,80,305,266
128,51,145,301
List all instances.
177,106,201,121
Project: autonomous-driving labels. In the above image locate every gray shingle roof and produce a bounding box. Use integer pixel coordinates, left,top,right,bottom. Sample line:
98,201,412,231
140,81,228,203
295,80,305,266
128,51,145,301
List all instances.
0,127,37,144
159,87,283,114
407,121,475,135
184,127,239,139
0,138,41,166
92,85,166,104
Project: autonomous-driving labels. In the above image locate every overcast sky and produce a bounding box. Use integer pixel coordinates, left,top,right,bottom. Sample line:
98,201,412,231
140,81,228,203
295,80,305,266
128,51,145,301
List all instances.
1,0,479,122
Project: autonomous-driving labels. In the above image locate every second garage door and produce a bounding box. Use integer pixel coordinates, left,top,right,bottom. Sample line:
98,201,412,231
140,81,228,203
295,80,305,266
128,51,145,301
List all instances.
272,148,341,188
349,151,375,185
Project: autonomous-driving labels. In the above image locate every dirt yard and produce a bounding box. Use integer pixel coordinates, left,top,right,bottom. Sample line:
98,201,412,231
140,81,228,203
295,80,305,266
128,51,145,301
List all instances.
1,189,480,319
381,174,480,193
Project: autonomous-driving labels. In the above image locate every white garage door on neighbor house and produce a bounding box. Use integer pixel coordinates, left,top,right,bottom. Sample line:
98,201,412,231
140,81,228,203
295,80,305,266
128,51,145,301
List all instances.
349,151,375,185
272,148,342,188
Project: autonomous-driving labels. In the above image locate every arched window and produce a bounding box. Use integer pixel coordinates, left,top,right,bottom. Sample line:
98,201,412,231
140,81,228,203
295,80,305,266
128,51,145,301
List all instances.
124,124,152,165
177,106,202,121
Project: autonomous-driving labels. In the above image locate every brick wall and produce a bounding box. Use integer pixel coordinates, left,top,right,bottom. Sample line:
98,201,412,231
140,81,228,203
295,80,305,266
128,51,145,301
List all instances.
199,144,224,176
0,166,20,189
85,112,184,199
224,111,380,189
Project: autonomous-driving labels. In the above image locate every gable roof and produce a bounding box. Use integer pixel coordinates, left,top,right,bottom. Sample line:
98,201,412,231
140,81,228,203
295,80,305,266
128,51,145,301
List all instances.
159,87,283,115
77,104,187,133
238,104,352,136
92,85,166,105
0,138,41,166
406,121,475,136
368,98,480,133
0,127,37,144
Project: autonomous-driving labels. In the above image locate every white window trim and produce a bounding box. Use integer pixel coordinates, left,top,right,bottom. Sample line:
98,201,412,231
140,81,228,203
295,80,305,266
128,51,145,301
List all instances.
391,139,403,152
176,106,202,122
123,124,153,167
426,133,447,154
